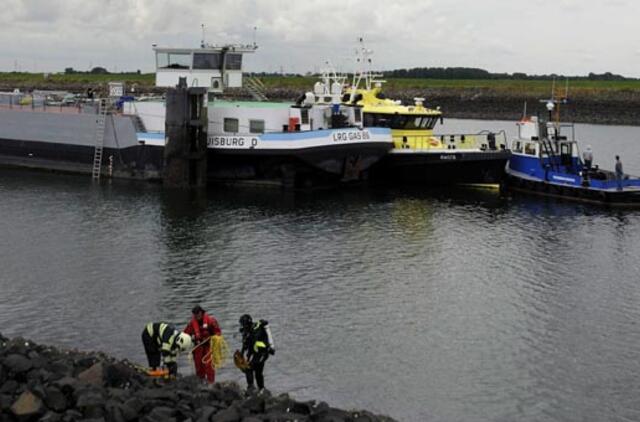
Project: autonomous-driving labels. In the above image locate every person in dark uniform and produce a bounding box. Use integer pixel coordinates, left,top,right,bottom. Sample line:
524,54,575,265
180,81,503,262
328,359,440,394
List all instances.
238,314,275,392
141,322,193,376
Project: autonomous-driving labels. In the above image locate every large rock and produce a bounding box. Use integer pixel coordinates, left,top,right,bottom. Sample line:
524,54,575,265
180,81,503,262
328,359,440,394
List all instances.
0,380,19,394
0,394,13,411
121,397,144,421
10,390,44,417
195,405,217,422
142,406,176,422
77,362,104,386
3,353,33,373
211,405,241,422
44,386,68,412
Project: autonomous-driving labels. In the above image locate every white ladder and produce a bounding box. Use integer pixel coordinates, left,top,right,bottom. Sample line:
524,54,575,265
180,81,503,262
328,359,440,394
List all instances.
92,99,108,180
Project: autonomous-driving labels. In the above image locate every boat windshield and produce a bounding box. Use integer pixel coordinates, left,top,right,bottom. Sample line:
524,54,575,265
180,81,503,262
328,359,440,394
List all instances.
364,113,439,129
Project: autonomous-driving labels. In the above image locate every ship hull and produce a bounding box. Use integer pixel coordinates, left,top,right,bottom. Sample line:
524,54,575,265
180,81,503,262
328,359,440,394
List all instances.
369,149,510,185
206,127,392,188
0,107,163,180
505,173,640,206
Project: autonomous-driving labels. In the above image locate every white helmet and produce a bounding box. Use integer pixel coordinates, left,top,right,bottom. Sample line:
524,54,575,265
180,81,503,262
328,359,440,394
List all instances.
176,332,193,352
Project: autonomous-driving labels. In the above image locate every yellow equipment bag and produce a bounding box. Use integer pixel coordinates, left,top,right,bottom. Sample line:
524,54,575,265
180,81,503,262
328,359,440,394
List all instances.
233,350,250,371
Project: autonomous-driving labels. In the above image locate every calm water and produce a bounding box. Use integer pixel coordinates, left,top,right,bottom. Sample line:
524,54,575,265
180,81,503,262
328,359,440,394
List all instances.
1,120,640,422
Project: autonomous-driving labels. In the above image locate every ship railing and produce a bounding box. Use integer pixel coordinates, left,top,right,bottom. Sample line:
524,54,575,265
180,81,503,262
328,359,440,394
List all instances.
0,92,100,114
397,130,508,151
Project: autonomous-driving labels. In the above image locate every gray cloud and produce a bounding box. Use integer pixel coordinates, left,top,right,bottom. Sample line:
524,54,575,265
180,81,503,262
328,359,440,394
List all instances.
1,0,639,77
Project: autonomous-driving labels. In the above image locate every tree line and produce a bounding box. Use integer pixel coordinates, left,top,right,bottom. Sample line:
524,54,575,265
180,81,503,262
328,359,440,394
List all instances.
383,67,635,81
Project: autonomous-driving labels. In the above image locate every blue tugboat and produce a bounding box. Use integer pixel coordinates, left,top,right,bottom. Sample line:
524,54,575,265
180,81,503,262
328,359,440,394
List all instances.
505,99,640,206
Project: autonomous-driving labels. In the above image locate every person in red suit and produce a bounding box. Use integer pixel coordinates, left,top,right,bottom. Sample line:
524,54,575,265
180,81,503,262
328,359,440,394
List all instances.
184,305,221,383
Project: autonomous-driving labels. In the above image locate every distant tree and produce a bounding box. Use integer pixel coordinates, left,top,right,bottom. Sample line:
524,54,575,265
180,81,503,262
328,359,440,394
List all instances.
90,66,109,74
136,69,141,75
64,67,76,74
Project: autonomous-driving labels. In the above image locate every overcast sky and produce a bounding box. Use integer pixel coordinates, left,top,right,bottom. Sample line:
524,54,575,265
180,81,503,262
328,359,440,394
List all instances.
2,0,639,76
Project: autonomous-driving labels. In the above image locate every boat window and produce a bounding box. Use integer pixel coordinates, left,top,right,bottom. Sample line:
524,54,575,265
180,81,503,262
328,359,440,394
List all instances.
524,143,537,155
225,54,243,70
249,120,265,134
157,52,191,69
354,108,362,123
421,116,439,129
193,53,221,70
512,141,523,153
300,108,310,124
223,118,239,133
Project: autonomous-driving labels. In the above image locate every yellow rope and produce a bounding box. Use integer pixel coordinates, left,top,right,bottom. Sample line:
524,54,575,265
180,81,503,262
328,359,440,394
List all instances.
202,335,229,369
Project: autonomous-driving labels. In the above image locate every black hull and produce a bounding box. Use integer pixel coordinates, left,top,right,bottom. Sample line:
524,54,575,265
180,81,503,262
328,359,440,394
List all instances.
207,143,392,188
370,150,510,185
0,138,164,180
506,174,640,206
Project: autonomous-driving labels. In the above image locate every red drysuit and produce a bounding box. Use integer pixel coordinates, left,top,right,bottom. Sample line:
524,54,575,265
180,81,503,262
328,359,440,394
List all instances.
184,312,221,383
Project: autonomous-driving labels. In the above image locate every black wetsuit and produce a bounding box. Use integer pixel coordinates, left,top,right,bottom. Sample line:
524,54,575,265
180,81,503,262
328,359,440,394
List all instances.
241,320,272,389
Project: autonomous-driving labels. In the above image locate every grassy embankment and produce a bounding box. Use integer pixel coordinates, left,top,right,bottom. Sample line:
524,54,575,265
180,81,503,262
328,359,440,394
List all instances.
2,73,639,123
2,72,640,93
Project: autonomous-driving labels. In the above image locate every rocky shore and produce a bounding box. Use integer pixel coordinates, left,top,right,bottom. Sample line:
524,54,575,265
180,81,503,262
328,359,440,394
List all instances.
0,333,395,422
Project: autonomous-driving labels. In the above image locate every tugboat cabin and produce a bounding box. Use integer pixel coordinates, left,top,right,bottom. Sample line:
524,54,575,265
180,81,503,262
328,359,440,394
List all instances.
510,116,581,178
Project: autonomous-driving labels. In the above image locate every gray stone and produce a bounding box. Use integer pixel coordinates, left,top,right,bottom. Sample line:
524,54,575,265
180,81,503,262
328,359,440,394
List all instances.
10,390,44,417
242,395,265,414
3,353,33,373
76,390,106,408
39,411,63,422
77,362,104,386
62,409,83,422
27,367,52,383
142,406,177,422
264,411,308,421
212,406,241,422
195,405,218,422
241,417,262,422
44,386,68,412
49,360,73,377
138,388,177,401
0,394,13,411
0,380,18,394
121,397,144,421
53,376,79,394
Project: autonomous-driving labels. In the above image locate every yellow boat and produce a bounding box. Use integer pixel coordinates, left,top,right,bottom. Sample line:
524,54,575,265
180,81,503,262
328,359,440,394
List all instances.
341,46,511,187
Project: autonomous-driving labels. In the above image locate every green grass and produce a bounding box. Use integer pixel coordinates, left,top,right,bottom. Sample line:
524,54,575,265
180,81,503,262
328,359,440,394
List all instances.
0,72,155,86
259,75,640,94
2,72,640,94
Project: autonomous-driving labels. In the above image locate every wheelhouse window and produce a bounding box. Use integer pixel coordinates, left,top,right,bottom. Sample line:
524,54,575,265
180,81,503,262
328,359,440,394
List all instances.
193,53,221,70
363,113,439,129
524,143,537,156
512,140,523,153
157,52,191,69
249,120,265,134
354,108,362,123
225,54,242,70
224,118,239,133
